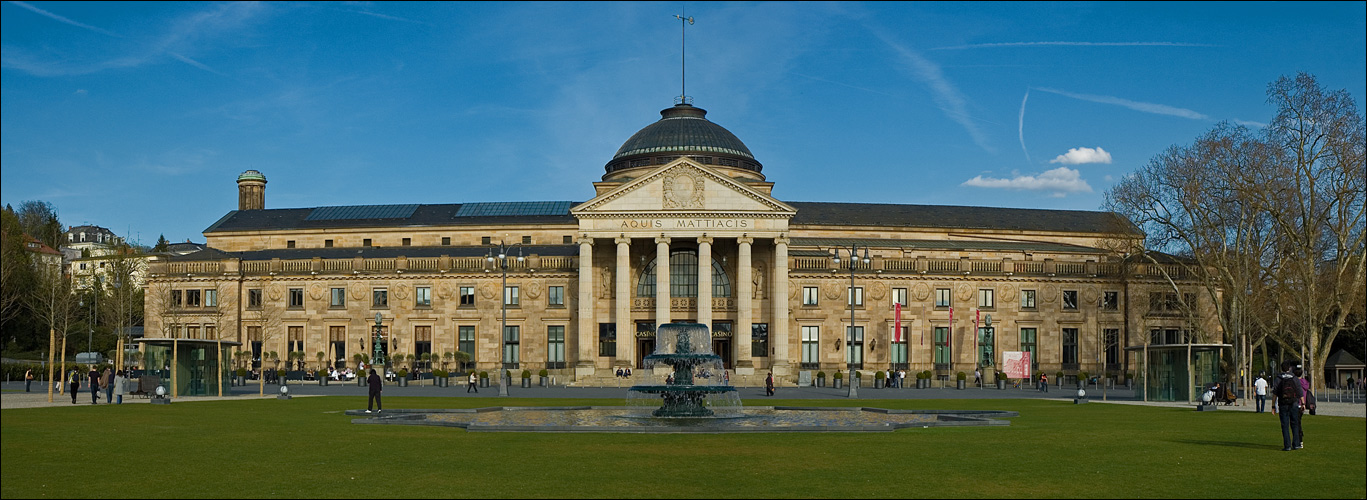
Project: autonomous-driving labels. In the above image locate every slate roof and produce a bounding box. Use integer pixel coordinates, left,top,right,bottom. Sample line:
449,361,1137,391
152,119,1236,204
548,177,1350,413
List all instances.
164,245,578,262
788,202,1140,235
203,200,1138,236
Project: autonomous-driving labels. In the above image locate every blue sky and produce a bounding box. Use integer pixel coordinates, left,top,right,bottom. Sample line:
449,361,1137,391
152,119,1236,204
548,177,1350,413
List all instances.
3,1,1364,245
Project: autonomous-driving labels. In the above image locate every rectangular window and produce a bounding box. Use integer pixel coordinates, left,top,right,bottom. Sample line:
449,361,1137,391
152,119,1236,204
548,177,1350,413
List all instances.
563,235,573,244
186,289,201,307
185,325,199,340
522,236,531,244
402,238,411,246
248,326,263,369
460,286,475,306
1150,292,1164,312
1102,291,1119,311
414,326,432,366
847,287,864,307
171,289,183,307
504,286,519,306
978,288,994,309
329,326,346,369
288,326,304,355
934,327,950,365
598,323,616,357
935,288,951,308
204,325,215,340
978,327,994,368
1062,328,1079,367
481,236,491,245
330,288,345,308
802,286,819,306
892,287,907,307
1104,328,1120,366
458,326,476,370
441,237,451,246
1021,289,1036,309
1020,327,1039,370
1063,290,1078,310
288,288,304,308
1164,293,1179,311
890,326,908,368
547,325,565,369
800,325,818,369
363,238,372,247
548,286,564,306
415,286,431,307
752,323,769,358
1182,293,1196,312
248,289,262,308
1150,328,1163,345
325,239,333,248
286,240,296,248
204,289,217,307
372,288,388,308
845,326,864,368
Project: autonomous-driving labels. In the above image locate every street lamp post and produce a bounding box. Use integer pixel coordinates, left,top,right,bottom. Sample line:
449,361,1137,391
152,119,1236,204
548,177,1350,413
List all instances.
832,245,870,398
488,240,524,397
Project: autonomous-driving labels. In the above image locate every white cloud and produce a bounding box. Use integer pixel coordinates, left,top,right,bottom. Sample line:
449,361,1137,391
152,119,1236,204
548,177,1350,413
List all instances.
961,167,1093,197
1050,146,1112,165
74,89,88,95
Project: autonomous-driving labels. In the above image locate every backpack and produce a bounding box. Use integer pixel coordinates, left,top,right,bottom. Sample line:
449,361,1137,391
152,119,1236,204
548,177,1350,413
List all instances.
1276,377,1300,405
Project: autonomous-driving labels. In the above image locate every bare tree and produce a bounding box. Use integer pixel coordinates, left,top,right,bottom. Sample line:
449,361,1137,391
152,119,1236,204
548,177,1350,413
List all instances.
25,262,75,401
99,245,145,370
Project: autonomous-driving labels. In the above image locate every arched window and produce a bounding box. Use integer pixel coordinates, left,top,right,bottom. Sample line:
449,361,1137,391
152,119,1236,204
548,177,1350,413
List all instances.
637,249,731,298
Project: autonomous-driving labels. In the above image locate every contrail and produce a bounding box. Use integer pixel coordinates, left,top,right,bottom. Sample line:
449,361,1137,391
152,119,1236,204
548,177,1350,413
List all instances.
1034,87,1208,120
1018,89,1031,164
10,1,122,37
932,41,1216,51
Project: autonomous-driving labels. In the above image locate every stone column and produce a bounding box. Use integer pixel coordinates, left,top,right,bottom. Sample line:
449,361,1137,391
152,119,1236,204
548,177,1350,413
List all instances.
771,236,791,376
615,236,633,368
655,236,672,326
575,236,596,378
697,236,713,330
734,236,754,375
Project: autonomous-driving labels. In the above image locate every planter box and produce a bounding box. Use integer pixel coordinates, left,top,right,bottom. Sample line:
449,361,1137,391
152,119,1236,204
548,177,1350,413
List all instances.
479,378,489,388
539,377,547,387
833,379,843,389
874,379,884,389
957,380,966,390
817,378,826,388
358,377,368,387
397,377,408,387
996,380,1007,390
319,377,328,386
234,376,246,386
521,378,532,388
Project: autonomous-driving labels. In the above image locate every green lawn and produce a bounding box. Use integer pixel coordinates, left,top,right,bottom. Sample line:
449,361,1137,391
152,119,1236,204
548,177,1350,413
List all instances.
2,397,1363,498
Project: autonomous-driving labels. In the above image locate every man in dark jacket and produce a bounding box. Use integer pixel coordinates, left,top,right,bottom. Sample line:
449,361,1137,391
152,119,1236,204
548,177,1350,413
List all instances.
366,369,383,413
1271,360,1304,451
88,368,101,404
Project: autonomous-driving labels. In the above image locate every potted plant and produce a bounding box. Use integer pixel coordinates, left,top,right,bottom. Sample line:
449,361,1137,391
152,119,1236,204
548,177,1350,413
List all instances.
956,371,967,390
996,371,1008,390
479,371,489,388
1125,372,1135,390
396,368,409,387
432,369,448,387
276,368,288,386
853,371,862,387
317,368,329,386
538,369,549,387
355,354,371,386
1055,371,1064,388
520,369,531,388
874,370,886,389
235,367,248,386
832,371,844,389
1078,371,1090,388
816,371,826,387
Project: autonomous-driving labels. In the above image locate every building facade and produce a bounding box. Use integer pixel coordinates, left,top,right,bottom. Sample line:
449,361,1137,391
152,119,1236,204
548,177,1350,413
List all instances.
145,103,1218,386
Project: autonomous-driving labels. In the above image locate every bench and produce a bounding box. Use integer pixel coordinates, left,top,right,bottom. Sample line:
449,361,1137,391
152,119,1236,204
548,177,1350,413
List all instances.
131,375,160,398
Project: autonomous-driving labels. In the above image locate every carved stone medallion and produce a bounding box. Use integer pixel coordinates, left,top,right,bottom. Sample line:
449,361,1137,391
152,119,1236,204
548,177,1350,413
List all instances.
526,280,543,300
267,285,283,301
999,283,1017,303
479,282,496,300
308,284,324,301
1083,286,1099,304
349,283,366,300
869,281,888,301
1043,284,1060,302
662,170,706,209
823,282,842,300
392,283,409,301
956,284,973,302
912,282,931,302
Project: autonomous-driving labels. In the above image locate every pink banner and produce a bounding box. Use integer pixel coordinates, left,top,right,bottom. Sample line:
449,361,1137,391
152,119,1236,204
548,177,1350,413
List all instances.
1003,351,1032,380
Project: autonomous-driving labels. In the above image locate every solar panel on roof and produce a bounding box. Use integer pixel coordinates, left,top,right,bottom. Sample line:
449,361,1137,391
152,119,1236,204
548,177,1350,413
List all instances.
454,201,575,217
305,204,420,221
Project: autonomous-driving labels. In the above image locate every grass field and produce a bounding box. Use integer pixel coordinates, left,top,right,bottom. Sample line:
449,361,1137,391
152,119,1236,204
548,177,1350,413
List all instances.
2,397,1363,498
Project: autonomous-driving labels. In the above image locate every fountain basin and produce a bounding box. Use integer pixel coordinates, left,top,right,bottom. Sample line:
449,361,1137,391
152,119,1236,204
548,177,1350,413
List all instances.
348,406,1017,433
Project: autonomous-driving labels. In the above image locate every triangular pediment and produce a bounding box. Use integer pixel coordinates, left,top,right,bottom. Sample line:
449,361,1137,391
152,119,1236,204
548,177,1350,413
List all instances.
572,159,795,217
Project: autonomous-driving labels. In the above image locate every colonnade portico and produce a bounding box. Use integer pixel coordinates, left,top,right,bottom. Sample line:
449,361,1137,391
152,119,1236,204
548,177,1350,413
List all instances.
572,231,788,377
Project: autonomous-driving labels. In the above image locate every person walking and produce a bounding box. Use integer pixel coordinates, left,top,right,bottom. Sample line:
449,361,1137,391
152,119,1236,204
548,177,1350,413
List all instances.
112,370,127,405
1253,373,1269,413
366,369,383,413
102,367,114,404
1271,360,1304,451
88,367,101,404
1038,373,1049,393
974,369,982,388
765,372,775,397
1294,365,1314,448
68,370,80,404
25,369,34,392
467,371,478,393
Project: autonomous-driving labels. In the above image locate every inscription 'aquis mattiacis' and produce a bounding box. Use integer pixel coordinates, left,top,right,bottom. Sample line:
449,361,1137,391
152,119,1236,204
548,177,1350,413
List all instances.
619,218,752,229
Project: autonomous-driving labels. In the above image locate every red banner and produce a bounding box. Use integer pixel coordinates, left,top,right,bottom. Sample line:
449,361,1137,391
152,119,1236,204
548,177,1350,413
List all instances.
894,303,902,342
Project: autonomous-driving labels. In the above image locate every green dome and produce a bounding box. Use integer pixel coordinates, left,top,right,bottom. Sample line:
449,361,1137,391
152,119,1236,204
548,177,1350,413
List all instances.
237,170,266,182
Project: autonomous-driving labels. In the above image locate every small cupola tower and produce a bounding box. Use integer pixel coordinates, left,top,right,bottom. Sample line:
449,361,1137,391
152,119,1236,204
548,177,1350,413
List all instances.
237,170,267,210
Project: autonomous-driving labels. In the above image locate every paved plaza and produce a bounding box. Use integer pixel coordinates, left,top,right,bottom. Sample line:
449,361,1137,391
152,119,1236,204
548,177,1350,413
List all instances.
3,379,1362,418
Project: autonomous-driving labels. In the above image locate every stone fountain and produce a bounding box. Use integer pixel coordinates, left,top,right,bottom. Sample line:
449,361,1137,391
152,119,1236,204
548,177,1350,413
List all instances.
626,323,740,417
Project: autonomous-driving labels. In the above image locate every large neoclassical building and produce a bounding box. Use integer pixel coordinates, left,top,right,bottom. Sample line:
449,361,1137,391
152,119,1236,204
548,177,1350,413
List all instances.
146,101,1218,391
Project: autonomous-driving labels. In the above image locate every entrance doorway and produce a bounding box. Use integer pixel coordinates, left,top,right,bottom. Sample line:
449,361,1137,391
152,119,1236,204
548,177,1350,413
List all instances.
637,338,655,369
712,339,732,369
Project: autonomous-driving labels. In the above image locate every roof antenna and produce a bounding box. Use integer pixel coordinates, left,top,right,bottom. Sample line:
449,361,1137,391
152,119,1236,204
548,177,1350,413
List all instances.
673,10,694,105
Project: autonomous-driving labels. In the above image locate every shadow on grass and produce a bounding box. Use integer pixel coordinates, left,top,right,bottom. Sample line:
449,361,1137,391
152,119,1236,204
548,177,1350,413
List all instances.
1171,439,1284,450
